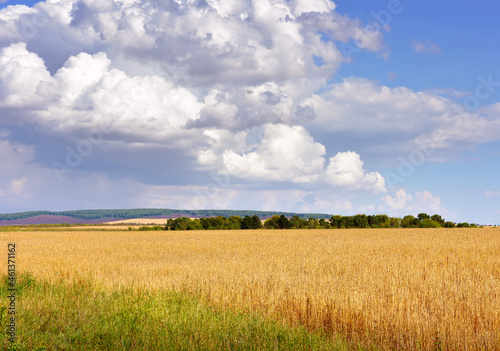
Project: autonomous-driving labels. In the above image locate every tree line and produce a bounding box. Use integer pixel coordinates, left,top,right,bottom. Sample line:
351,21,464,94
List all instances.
264,213,477,229
0,209,479,229
164,215,263,230
156,213,478,231
0,209,330,221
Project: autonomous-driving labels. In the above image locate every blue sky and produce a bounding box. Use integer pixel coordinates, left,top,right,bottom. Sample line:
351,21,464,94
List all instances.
0,0,498,224
335,1,500,94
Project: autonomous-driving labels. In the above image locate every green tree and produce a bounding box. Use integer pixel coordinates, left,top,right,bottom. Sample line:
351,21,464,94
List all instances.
318,218,330,229
389,217,401,228
166,217,193,230
250,215,263,229
418,219,441,228
264,215,290,229
277,215,291,229
264,215,280,229
417,213,430,221
445,221,456,228
342,216,355,229
227,216,242,229
307,217,319,229
401,215,418,228
199,217,211,230
353,214,369,228
368,215,390,228
431,214,445,227
240,216,251,229
241,215,262,229
289,216,307,229
187,219,203,230
209,216,226,229
329,215,342,229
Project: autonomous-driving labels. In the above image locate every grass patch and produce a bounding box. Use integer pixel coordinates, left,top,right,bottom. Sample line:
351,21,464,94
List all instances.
138,226,165,231
1,274,348,350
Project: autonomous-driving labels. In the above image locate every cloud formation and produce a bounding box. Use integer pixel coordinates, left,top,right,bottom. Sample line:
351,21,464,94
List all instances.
301,77,500,157
485,191,500,198
381,189,444,216
411,40,442,54
222,124,326,183
325,151,385,193
0,0,498,222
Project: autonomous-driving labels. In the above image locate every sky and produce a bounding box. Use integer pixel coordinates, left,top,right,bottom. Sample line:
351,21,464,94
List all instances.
0,0,499,224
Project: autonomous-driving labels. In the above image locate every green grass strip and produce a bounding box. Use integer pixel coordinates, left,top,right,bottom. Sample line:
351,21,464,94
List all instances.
1,274,349,351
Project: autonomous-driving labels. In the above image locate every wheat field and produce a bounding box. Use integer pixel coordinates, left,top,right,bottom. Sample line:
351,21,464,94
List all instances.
3,228,499,350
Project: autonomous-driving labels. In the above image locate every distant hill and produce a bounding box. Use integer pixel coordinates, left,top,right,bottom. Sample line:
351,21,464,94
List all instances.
0,209,332,226
0,215,113,226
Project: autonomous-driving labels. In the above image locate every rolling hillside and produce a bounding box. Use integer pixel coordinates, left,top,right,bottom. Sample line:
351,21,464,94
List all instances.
0,209,332,226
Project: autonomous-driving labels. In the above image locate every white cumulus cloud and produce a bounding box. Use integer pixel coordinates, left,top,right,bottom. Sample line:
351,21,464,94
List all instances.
10,176,27,195
0,42,54,108
0,43,204,141
301,77,500,155
381,189,412,211
325,151,386,193
290,0,336,17
222,123,326,183
198,124,386,193
380,189,445,217
412,40,442,54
